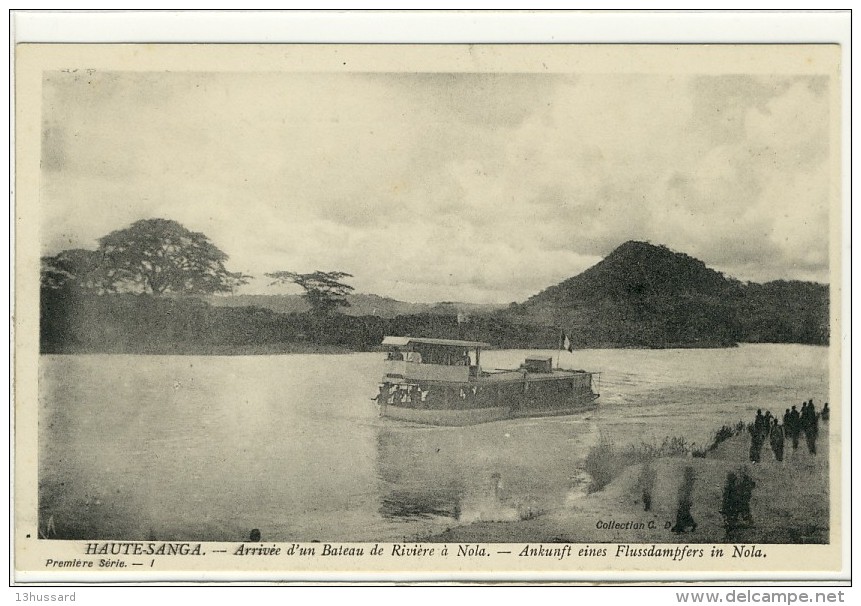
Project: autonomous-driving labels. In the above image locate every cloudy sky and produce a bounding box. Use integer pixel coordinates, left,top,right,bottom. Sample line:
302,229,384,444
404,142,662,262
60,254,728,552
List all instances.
40,68,832,303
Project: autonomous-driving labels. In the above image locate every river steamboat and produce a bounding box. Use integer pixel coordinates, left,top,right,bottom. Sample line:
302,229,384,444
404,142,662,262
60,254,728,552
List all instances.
375,336,599,426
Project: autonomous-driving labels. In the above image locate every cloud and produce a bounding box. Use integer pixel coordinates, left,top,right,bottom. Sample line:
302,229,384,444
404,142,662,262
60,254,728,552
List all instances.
39,70,834,302
666,79,831,281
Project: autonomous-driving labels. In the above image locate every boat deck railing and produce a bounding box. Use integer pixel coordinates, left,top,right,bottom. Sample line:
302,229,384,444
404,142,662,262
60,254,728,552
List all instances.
385,360,597,386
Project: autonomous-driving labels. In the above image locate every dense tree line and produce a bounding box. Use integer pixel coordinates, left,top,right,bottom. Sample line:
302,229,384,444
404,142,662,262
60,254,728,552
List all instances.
40,284,825,354
40,291,560,354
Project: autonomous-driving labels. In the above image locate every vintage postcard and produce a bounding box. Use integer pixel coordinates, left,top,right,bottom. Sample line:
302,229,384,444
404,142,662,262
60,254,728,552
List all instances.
13,33,848,583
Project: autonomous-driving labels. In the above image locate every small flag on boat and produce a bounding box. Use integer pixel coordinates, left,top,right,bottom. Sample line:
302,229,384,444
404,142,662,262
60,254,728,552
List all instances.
562,330,574,353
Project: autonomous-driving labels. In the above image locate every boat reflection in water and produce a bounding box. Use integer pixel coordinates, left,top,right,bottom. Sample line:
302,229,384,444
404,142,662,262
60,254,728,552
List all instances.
379,487,464,522
374,415,600,533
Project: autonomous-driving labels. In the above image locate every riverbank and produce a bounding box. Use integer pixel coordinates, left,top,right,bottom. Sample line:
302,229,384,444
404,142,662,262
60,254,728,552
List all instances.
41,343,749,356
422,426,830,544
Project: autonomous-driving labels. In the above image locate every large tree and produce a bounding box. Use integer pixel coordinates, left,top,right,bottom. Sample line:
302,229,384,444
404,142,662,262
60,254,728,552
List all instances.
40,248,121,293
96,218,249,295
266,270,354,315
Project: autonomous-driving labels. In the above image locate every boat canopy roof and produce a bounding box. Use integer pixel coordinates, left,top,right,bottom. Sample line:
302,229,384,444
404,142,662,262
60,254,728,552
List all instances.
382,336,492,349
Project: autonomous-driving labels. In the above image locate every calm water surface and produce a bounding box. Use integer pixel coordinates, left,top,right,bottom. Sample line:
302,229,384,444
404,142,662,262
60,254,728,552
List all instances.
38,344,828,542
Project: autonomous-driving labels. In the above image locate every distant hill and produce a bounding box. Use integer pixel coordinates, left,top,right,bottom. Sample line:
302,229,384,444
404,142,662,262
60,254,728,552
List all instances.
504,241,828,348
201,293,504,319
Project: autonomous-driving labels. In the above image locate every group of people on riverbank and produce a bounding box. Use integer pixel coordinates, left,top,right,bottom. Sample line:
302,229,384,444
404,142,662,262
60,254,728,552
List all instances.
748,400,828,463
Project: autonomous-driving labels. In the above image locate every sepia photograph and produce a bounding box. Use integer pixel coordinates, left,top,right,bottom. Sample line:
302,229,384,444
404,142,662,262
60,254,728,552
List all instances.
12,12,848,584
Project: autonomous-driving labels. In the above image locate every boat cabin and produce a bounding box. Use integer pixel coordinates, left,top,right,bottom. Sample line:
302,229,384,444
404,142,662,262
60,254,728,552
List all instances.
381,336,491,383
522,356,553,373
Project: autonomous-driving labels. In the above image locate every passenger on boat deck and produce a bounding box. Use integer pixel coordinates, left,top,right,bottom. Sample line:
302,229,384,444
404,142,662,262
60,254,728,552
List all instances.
405,351,422,363
389,349,404,361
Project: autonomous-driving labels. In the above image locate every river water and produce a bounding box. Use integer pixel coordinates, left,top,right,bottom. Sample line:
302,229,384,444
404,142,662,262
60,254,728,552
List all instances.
38,344,828,542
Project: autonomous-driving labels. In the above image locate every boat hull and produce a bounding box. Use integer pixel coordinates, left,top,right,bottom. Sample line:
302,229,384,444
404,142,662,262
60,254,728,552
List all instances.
380,401,599,426
376,371,599,426
380,404,511,426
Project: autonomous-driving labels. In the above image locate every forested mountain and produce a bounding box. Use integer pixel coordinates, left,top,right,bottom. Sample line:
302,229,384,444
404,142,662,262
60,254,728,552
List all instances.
504,241,828,348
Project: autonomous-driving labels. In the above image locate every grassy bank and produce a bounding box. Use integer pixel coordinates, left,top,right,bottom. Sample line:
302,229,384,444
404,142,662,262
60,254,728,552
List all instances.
423,423,830,544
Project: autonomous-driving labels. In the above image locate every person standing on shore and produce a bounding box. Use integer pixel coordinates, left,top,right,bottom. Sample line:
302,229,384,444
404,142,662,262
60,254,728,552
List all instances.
769,418,785,462
738,468,756,525
754,409,766,435
720,471,739,532
749,410,766,463
721,466,757,533
802,400,818,455
789,405,801,450
672,466,697,533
